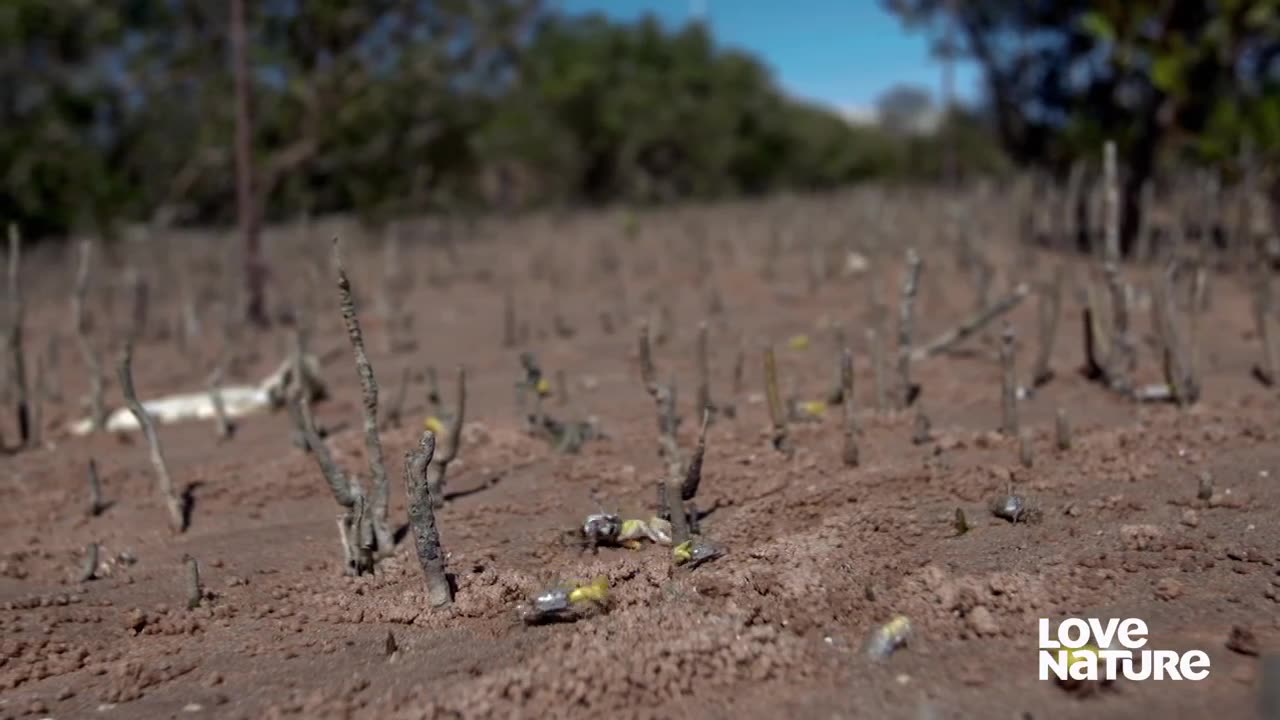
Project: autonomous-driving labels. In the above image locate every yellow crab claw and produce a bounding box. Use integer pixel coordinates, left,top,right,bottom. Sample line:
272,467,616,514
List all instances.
800,400,827,417
1065,644,1101,673
673,540,694,564
535,378,551,396
645,517,673,545
787,334,811,351
618,518,645,541
424,416,445,434
568,576,609,604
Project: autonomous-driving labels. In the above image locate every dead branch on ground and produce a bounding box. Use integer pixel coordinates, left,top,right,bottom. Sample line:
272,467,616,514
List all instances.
909,283,1030,362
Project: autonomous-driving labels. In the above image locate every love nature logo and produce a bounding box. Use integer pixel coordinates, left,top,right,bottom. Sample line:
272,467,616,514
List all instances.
1038,617,1211,682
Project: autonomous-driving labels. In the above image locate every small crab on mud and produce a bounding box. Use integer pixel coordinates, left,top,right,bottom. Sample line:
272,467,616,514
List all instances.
516,576,611,625
575,512,674,552
672,539,725,569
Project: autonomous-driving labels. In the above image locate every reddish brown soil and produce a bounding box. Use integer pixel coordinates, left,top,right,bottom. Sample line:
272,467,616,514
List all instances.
1,198,1278,719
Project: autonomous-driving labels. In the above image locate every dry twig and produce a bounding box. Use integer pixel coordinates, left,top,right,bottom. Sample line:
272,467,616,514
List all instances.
909,283,1030,361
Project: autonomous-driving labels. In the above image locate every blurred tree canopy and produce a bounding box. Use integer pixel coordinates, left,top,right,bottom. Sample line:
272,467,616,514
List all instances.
1,1,999,240
885,0,1280,247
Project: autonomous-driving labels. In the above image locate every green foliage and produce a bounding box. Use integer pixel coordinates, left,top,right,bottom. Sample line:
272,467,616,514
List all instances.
884,0,1280,172
3,3,1000,240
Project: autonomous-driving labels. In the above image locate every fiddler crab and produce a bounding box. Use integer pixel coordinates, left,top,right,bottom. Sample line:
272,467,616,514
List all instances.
866,615,912,661
580,512,673,551
672,539,725,569
517,576,610,625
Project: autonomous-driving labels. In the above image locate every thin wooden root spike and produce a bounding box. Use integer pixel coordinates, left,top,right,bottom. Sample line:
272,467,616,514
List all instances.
1055,408,1072,451
869,328,886,412
1157,260,1200,405
286,388,371,575
6,225,29,448
426,366,467,504
406,432,453,607
72,240,106,431
208,366,235,440
896,249,923,408
184,554,202,609
695,321,713,419
502,289,517,348
638,321,684,476
80,543,99,582
87,458,107,516
333,238,392,556
909,403,932,445
638,320,658,395
118,341,186,533
1103,262,1132,386
382,366,411,430
999,323,1018,435
840,348,858,466
1030,268,1063,387
763,345,792,457
681,409,710,501
1253,271,1277,386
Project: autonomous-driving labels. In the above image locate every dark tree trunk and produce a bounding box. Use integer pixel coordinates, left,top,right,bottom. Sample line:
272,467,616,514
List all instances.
1119,97,1169,259
231,0,268,328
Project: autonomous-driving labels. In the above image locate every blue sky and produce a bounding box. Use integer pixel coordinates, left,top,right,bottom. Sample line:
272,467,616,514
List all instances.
557,0,981,118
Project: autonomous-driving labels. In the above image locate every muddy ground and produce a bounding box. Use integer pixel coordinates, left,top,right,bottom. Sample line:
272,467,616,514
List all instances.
0,190,1277,719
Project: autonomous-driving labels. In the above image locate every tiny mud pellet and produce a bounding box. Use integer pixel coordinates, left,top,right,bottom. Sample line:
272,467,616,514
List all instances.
866,615,912,661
